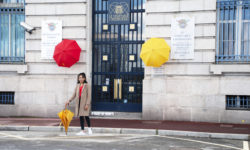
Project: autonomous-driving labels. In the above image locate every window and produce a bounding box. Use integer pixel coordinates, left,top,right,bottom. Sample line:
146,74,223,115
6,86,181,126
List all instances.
216,0,250,63
226,95,250,110
0,0,25,63
0,92,14,104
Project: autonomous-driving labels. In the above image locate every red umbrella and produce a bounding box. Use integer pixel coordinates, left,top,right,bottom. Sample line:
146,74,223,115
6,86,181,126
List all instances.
53,39,81,67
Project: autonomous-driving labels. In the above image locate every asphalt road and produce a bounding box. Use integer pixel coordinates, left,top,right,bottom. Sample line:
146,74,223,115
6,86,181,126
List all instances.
0,131,249,150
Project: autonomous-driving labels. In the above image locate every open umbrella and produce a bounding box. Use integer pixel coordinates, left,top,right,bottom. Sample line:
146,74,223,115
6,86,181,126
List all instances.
58,108,74,135
53,39,81,68
140,38,171,67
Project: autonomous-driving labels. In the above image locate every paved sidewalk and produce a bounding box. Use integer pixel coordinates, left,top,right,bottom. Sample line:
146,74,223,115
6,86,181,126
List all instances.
0,117,250,140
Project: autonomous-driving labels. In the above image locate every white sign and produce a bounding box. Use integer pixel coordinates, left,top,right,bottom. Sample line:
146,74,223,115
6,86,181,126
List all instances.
41,20,62,59
171,16,194,59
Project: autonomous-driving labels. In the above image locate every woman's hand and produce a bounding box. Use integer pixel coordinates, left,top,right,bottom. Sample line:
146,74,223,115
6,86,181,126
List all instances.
84,105,89,110
65,101,69,109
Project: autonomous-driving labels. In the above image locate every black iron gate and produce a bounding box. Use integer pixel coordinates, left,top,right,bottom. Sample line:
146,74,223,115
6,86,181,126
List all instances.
92,0,145,112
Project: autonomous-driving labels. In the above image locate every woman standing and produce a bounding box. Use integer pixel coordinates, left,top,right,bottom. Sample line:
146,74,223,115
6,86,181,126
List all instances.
66,72,92,135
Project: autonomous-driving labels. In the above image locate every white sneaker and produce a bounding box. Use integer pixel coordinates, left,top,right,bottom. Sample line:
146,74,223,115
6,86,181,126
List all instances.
88,128,93,135
76,131,86,136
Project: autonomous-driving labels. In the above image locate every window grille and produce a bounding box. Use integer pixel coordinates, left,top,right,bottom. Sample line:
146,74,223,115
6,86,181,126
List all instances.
216,0,250,63
0,92,14,104
0,0,25,63
226,95,250,110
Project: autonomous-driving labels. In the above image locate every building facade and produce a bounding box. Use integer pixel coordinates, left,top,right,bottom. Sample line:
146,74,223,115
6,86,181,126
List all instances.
0,0,250,124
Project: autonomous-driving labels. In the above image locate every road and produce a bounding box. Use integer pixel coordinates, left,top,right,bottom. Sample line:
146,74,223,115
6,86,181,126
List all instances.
0,131,249,150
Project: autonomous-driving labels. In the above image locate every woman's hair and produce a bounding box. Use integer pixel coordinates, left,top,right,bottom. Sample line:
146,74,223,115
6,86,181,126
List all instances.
77,72,87,83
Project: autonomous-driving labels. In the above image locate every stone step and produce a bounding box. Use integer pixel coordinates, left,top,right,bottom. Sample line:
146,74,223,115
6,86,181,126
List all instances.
90,111,142,120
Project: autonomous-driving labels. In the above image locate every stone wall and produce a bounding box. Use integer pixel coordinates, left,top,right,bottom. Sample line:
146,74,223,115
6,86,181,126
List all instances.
0,0,91,117
143,0,250,124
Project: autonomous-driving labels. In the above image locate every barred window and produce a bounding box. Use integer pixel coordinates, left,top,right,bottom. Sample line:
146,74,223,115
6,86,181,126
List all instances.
226,95,250,110
216,0,250,63
0,0,25,63
0,92,14,104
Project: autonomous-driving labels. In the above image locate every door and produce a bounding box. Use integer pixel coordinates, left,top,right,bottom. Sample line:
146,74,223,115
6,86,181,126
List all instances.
92,0,145,112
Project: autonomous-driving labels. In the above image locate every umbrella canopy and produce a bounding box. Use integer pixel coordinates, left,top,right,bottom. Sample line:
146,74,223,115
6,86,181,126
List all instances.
140,38,171,67
53,39,81,67
58,109,74,135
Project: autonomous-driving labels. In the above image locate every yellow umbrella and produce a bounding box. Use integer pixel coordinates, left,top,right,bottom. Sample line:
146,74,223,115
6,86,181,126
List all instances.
140,38,171,67
58,108,74,135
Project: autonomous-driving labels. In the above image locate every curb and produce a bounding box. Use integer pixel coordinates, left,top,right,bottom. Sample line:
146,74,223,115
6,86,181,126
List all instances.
0,126,249,140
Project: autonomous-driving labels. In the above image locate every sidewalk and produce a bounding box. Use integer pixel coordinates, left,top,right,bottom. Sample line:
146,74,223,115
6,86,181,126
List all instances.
0,117,250,140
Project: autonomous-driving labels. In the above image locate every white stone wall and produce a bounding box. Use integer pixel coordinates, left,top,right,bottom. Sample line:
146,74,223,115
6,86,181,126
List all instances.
143,0,250,124
24,0,89,75
0,75,77,117
0,0,91,117
1,0,250,123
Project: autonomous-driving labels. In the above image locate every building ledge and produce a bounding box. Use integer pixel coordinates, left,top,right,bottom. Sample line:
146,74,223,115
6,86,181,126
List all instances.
0,64,28,74
210,64,250,75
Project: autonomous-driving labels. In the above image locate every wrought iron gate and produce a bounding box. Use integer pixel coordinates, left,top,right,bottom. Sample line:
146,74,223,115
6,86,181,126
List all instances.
92,0,145,112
